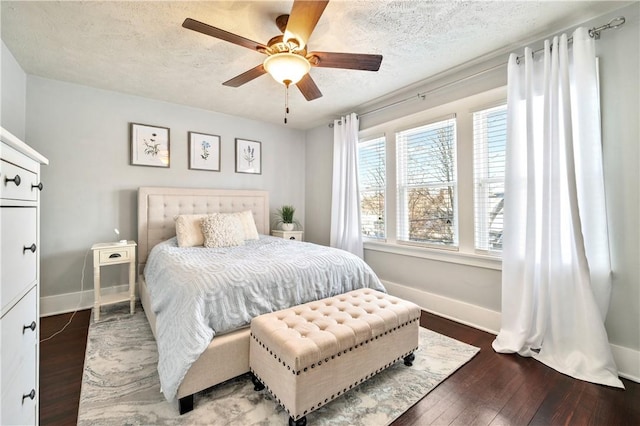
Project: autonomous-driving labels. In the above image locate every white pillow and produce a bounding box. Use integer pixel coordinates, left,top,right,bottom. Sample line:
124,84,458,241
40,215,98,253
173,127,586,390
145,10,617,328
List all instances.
174,214,208,247
201,213,245,248
234,210,259,240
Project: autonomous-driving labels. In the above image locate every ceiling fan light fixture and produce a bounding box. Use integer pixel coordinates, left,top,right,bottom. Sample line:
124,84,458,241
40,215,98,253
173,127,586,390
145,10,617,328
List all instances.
263,53,310,86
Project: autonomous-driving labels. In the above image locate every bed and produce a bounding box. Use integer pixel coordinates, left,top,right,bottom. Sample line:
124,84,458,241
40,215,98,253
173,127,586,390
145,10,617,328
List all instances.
137,187,385,414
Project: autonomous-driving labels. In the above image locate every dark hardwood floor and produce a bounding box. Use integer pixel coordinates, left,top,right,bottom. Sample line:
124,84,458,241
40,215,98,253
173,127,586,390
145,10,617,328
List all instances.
40,309,639,425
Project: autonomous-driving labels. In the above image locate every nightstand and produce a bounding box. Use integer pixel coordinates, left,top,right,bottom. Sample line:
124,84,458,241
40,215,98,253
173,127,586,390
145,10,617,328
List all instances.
91,240,137,321
271,230,304,241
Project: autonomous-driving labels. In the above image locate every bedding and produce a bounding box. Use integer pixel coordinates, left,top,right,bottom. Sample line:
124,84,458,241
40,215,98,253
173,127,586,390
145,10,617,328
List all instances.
144,235,385,401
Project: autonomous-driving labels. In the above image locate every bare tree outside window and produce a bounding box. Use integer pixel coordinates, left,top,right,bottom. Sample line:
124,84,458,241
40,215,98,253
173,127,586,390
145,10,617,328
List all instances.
397,119,457,246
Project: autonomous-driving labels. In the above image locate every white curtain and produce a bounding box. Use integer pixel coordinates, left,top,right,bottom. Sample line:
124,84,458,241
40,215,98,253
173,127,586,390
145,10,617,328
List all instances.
492,28,623,388
330,112,364,258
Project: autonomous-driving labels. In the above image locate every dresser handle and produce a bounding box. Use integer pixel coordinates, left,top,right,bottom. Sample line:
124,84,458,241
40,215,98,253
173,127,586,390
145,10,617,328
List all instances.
108,253,122,259
289,236,296,240
22,389,36,403
23,321,36,333
23,243,37,253
5,174,21,186
31,182,44,191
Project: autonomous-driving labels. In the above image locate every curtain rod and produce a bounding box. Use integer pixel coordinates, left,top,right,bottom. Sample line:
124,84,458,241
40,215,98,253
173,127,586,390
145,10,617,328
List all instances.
330,15,625,125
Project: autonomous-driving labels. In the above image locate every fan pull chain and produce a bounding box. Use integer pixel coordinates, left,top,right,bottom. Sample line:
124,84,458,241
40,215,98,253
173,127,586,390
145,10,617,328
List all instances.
283,79,292,124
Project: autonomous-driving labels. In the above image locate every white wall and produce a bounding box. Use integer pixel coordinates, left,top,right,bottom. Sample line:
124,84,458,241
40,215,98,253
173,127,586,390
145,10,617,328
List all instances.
304,3,640,377
25,76,306,308
1,40,26,139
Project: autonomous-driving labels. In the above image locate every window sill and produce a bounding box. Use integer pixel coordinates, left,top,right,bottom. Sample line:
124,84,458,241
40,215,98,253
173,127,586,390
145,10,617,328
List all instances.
363,240,502,270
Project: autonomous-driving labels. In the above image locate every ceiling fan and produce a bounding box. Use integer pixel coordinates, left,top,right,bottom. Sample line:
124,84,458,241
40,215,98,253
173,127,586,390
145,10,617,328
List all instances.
182,0,383,105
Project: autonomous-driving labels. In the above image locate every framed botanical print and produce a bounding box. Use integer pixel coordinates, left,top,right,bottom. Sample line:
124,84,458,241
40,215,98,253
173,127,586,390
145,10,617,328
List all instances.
130,123,170,167
188,131,221,171
235,138,261,174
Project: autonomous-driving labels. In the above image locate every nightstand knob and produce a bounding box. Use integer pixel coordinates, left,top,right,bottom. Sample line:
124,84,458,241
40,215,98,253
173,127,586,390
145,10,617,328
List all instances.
22,389,36,403
5,174,21,186
31,182,44,191
289,236,296,240
23,243,37,254
23,321,36,333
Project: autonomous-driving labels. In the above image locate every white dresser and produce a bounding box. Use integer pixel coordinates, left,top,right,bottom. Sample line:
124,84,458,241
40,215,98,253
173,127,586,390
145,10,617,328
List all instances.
1,127,48,426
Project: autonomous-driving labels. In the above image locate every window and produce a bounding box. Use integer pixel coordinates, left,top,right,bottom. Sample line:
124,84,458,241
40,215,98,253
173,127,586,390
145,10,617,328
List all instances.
357,86,506,267
396,117,457,247
473,104,507,252
358,136,386,239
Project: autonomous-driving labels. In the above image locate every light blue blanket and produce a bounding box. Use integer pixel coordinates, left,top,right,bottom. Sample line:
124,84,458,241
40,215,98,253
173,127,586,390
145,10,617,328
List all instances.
144,236,385,401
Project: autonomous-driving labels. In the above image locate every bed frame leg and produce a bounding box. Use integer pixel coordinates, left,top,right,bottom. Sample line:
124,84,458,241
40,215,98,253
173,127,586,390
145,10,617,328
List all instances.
404,352,415,366
179,394,194,414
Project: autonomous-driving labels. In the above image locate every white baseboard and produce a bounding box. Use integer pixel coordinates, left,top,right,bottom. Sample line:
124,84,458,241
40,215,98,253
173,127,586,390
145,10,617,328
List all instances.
40,284,132,317
382,279,501,334
610,343,640,383
381,279,640,384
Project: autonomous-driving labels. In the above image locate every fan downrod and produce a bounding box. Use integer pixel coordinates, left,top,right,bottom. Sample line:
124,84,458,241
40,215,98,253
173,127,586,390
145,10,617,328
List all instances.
276,14,289,33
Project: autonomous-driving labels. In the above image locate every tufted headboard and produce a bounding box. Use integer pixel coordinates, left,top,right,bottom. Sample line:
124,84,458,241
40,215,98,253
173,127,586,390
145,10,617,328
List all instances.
137,187,269,273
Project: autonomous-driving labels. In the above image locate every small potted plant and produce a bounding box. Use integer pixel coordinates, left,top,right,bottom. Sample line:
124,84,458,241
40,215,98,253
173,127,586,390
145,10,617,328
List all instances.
274,205,299,231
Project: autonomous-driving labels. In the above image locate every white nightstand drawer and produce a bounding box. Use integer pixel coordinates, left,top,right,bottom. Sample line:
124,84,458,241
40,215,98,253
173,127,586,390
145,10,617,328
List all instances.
98,247,133,265
1,207,37,313
271,230,304,241
0,160,38,202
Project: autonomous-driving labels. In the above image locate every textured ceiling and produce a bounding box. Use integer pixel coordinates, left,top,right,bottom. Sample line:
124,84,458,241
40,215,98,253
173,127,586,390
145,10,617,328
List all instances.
0,1,628,129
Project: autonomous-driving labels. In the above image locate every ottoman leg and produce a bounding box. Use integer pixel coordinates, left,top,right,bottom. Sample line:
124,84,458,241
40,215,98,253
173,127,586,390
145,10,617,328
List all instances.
250,373,265,391
404,352,416,366
289,416,307,426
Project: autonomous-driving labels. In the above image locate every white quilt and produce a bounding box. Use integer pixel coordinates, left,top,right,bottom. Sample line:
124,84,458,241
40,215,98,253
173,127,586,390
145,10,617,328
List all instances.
144,236,385,401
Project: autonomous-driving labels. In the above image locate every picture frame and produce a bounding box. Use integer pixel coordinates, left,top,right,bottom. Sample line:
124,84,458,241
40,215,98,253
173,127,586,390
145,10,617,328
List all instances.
235,138,262,174
130,123,170,167
188,131,221,171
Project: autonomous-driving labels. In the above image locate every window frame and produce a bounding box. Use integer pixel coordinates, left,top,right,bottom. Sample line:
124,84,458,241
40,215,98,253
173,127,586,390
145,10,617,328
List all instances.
357,86,507,271
395,116,459,249
357,135,387,240
473,103,507,254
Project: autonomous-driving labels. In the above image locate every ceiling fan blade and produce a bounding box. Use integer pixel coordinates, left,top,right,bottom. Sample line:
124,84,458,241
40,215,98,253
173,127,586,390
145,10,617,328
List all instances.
308,51,383,71
183,18,267,52
222,65,267,87
296,74,323,101
284,0,329,49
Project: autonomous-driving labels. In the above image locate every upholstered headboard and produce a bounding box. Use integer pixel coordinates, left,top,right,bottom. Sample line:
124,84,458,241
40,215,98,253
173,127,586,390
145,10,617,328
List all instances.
137,187,269,273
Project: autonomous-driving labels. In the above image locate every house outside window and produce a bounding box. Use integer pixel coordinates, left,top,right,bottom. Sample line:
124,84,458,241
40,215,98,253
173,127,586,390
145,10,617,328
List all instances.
357,136,386,239
473,104,507,253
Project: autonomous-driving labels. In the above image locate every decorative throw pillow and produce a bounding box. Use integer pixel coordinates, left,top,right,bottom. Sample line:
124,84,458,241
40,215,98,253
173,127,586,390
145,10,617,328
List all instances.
201,213,245,248
174,214,208,247
234,210,260,240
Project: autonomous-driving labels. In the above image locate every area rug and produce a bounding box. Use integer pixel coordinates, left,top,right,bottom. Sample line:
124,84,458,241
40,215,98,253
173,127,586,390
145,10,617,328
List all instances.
78,304,479,425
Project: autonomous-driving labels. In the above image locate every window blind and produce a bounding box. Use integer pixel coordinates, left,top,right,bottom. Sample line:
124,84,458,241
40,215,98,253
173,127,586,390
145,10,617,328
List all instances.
473,104,507,252
358,136,386,239
396,117,457,246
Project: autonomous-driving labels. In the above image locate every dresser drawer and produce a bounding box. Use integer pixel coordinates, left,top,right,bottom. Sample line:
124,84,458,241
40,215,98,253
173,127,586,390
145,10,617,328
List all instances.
1,207,37,313
1,287,38,426
0,160,38,202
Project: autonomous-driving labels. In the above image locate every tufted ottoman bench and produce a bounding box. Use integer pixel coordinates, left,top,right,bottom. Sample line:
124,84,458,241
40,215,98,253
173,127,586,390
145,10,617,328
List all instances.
249,288,421,426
